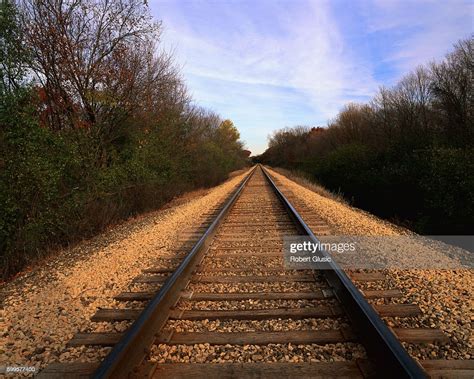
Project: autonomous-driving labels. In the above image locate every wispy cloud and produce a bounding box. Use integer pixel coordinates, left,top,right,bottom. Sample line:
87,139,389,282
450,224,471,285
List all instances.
364,0,473,71
149,0,472,154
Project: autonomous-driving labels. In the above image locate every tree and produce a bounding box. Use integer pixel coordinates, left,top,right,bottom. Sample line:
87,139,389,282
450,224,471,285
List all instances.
0,0,29,96
217,119,240,147
19,0,160,130
258,36,473,235
430,37,473,146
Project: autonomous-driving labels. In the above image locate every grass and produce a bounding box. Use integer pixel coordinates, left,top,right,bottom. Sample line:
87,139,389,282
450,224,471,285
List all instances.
268,166,349,205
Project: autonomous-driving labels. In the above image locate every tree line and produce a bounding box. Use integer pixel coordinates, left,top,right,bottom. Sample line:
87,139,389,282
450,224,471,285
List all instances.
255,37,473,235
0,1,248,279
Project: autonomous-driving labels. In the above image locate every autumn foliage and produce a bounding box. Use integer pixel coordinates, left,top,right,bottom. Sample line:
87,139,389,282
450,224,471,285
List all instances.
0,1,248,279
256,37,473,235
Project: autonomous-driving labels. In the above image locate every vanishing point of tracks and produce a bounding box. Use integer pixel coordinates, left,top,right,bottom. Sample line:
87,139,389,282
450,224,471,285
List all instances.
39,166,472,378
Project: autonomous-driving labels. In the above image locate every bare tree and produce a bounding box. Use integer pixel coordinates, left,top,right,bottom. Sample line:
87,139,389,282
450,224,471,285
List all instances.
430,37,473,145
20,0,160,130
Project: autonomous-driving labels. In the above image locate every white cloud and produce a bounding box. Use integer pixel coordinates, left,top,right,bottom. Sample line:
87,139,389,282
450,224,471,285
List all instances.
150,0,379,153
149,0,472,154
364,0,473,71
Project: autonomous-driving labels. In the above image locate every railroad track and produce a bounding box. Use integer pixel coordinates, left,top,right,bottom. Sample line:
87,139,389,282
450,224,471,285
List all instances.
39,166,473,378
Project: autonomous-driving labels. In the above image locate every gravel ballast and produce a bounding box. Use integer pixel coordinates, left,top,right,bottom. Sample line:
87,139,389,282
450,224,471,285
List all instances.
0,169,251,372
149,342,366,364
165,318,349,333
265,167,473,361
2,165,471,373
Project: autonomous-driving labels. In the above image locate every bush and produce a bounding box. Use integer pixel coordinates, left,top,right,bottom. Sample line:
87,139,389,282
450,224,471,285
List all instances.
416,148,474,234
0,2,249,280
295,146,473,235
0,96,248,279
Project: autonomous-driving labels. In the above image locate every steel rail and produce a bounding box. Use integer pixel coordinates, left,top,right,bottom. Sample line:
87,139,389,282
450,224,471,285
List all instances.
260,165,428,378
92,166,257,379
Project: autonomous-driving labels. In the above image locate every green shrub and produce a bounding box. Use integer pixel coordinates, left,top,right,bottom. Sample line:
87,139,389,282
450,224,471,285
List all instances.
416,148,474,234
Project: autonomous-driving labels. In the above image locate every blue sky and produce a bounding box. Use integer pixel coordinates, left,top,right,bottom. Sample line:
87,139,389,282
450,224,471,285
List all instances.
149,0,473,154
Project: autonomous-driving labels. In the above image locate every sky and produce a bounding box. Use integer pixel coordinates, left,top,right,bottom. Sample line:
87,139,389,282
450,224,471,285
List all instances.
149,0,473,155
